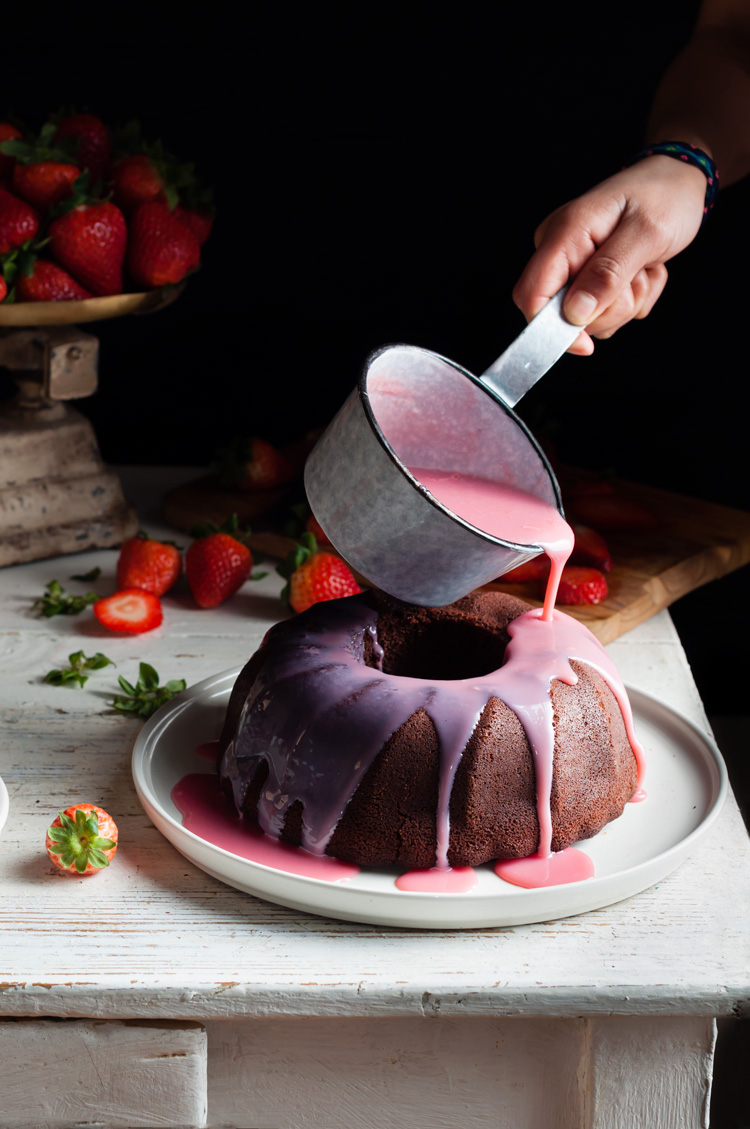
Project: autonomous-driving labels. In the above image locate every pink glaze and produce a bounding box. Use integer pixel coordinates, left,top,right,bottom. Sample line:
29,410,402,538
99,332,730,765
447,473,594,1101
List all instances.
630,788,648,803
196,740,220,762
495,846,595,888
395,866,478,893
409,468,573,620
172,773,359,883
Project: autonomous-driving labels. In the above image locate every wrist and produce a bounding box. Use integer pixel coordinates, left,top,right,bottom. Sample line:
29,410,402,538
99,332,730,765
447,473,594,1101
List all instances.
623,141,718,221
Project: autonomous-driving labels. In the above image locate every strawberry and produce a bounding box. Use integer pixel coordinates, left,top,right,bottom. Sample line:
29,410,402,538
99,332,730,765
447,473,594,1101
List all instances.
93,588,163,634
12,160,79,211
0,122,23,181
278,533,362,614
569,524,613,572
211,437,294,491
186,523,253,608
17,259,92,302
173,204,213,246
0,275,6,302
0,186,39,254
306,514,332,546
500,555,550,583
127,201,200,288
53,113,111,186
49,196,127,296
556,567,609,606
46,803,118,876
116,532,182,596
111,153,168,215
1,123,80,211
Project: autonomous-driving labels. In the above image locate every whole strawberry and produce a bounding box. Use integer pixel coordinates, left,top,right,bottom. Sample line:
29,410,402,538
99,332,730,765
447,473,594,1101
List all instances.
186,518,253,608
111,153,167,215
173,204,213,246
117,532,182,596
556,567,609,606
306,514,332,546
17,259,92,302
278,533,362,614
0,122,23,181
0,275,7,302
211,437,293,491
49,197,127,296
127,201,200,288
53,113,111,186
0,186,39,254
46,804,118,876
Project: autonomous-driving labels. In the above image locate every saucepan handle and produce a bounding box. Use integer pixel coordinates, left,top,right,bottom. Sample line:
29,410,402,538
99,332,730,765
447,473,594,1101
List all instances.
480,287,585,408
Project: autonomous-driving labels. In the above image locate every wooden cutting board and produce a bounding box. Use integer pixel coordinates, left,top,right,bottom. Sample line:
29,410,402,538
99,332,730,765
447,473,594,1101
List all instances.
163,471,750,645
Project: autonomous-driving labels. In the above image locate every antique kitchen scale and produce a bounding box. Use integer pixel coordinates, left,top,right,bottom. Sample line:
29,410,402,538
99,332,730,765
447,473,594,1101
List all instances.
0,288,180,567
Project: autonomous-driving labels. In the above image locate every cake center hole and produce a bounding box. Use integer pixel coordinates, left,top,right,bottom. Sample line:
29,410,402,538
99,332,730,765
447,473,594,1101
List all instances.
367,619,507,680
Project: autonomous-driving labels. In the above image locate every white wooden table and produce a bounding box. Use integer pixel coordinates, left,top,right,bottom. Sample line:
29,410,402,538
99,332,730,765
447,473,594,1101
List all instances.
0,466,748,1129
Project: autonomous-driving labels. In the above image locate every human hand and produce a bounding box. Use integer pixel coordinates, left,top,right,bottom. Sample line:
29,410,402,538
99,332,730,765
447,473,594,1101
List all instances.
512,155,708,354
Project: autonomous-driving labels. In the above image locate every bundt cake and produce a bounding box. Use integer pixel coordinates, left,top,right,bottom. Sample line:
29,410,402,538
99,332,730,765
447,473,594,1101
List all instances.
217,589,644,870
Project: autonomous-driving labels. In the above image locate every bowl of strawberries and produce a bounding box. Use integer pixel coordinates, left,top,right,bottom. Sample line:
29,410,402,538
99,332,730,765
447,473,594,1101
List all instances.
0,113,212,325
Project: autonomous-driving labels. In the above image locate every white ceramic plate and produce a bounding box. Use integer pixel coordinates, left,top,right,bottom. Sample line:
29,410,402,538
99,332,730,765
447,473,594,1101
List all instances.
132,668,727,929
0,776,8,836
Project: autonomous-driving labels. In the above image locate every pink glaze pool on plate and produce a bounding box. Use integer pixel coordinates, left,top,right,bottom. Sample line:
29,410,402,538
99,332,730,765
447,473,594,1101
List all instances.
172,773,359,883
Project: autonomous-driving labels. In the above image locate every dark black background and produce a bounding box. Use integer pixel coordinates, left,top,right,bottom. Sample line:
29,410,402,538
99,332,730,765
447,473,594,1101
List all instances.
9,3,748,715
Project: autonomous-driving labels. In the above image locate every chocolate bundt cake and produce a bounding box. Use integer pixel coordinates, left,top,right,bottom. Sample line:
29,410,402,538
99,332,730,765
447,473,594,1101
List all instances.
217,590,642,870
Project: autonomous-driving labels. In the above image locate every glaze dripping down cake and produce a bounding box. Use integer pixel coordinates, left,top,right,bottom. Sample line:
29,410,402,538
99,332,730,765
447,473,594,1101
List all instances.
217,590,643,870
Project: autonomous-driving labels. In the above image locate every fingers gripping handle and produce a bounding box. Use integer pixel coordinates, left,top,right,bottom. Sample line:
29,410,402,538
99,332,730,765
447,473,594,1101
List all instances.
481,288,585,408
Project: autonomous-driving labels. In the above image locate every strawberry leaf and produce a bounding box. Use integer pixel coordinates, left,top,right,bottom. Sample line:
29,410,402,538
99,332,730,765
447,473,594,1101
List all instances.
33,580,98,618
70,567,101,582
110,663,187,720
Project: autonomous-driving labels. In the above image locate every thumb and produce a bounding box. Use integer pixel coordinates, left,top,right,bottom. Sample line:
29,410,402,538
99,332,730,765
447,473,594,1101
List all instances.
562,214,662,326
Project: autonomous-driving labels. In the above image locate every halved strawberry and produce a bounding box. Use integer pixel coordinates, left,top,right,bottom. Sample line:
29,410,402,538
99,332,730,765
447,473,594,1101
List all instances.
117,533,182,596
93,588,163,634
556,567,609,606
569,524,613,572
46,803,118,876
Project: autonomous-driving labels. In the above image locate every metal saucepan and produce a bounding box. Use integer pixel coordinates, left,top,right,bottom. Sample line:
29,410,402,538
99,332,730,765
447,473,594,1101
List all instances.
304,290,583,606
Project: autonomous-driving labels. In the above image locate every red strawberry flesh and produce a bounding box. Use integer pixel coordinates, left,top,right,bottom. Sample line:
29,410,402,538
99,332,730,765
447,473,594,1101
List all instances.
94,588,163,634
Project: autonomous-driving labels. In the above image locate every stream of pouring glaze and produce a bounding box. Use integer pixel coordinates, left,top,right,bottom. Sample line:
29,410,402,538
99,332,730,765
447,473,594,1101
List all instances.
214,470,645,892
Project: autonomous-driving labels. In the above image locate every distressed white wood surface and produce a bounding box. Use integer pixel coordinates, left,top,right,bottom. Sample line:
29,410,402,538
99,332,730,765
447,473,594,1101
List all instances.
203,1016,588,1129
586,1016,716,1129
202,1014,716,1129
0,1018,207,1128
0,467,747,1026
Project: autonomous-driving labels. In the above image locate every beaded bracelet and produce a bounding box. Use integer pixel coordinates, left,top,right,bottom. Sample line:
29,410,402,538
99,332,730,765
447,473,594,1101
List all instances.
623,141,718,220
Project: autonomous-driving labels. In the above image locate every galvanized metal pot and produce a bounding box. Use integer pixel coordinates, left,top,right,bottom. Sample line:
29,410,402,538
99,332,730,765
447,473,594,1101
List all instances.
304,346,562,605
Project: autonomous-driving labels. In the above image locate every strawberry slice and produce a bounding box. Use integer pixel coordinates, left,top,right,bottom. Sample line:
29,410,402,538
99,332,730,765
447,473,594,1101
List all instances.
569,524,613,572
556,567,609,606
93,588,163,634
500,555,550,583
